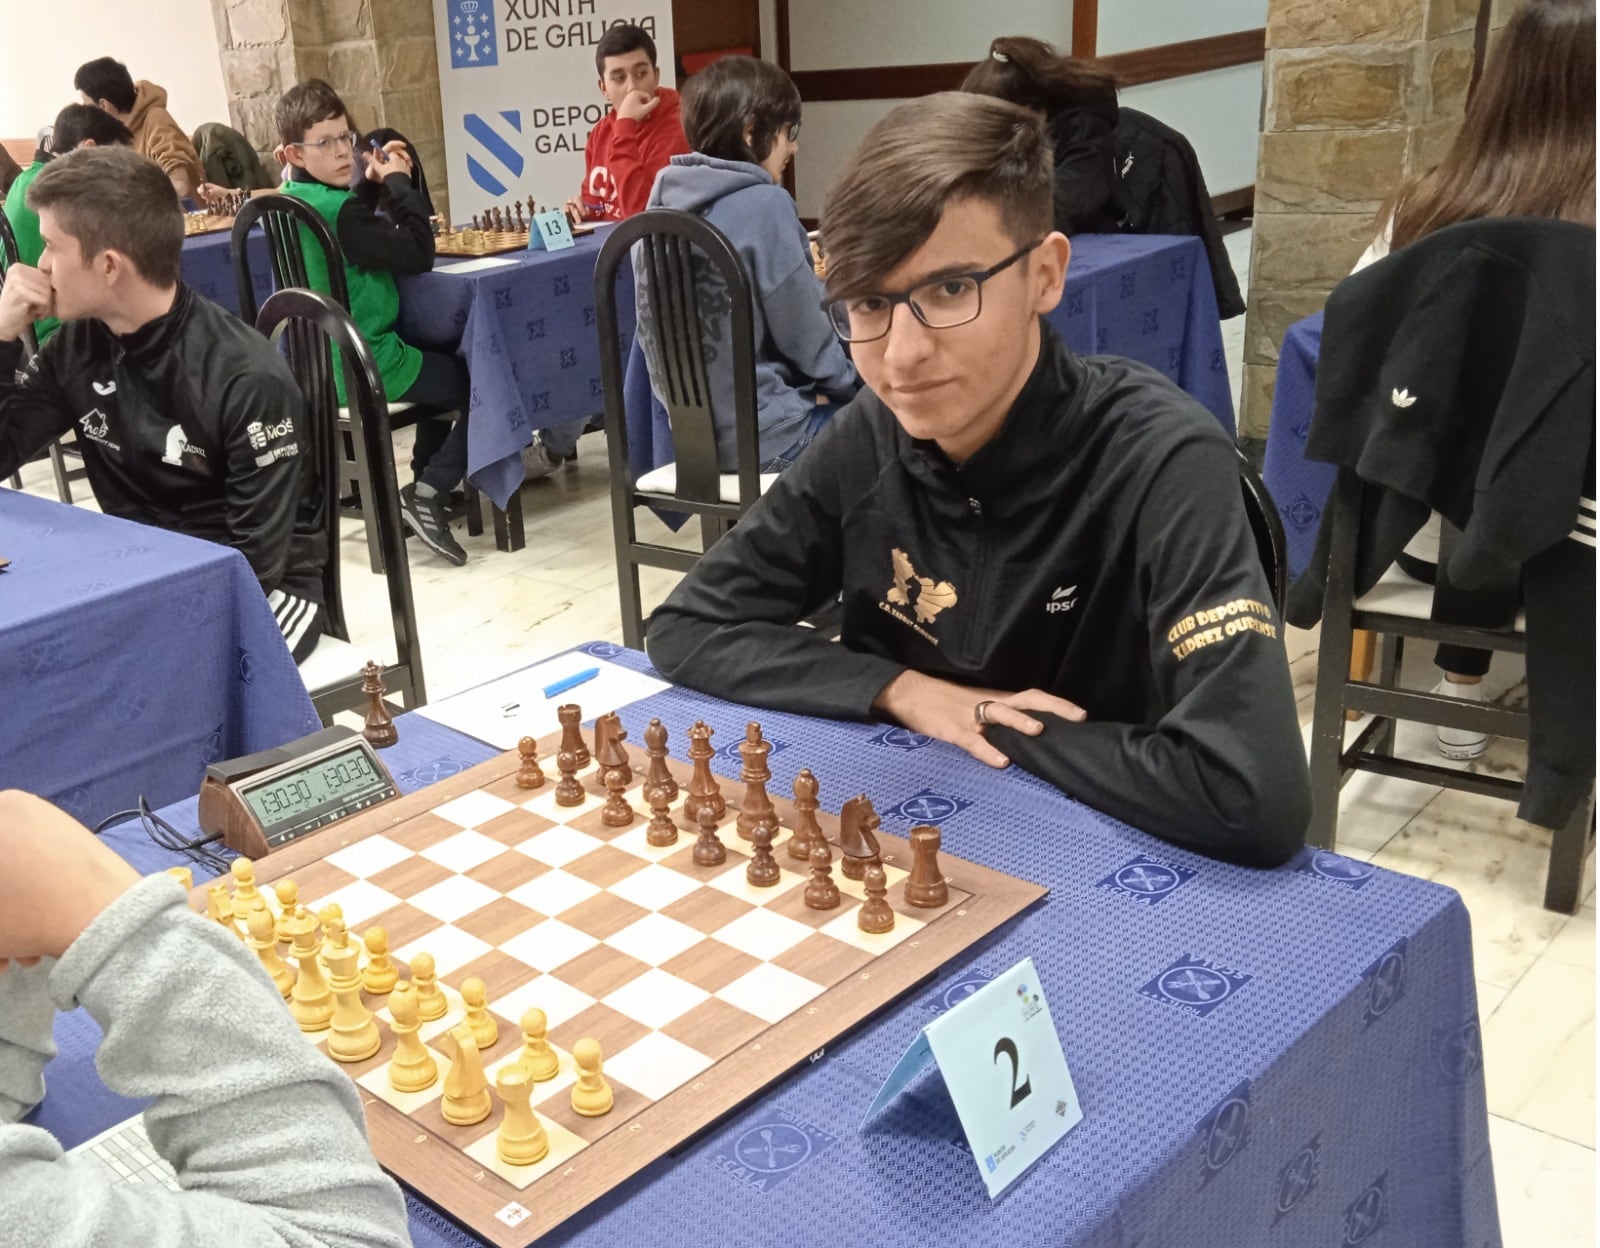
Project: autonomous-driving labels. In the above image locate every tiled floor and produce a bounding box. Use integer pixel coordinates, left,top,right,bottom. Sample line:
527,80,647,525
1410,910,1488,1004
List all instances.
13,223,1592,1242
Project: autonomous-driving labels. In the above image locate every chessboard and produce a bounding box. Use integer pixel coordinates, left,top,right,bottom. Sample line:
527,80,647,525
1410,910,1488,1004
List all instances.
434,226,533,257
182,212,234,237
189,711,1045,1248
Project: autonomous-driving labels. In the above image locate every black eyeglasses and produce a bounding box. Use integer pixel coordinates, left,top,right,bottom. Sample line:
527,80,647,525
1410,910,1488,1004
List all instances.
824,239,1044,343
290,131,359,155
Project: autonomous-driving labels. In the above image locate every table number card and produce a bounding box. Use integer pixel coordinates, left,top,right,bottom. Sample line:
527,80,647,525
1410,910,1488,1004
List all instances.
527,209,576,252
863,958,1081,1198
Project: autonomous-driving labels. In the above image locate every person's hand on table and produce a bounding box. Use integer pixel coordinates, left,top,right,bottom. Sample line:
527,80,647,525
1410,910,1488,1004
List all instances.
615,89,660,124
364,140,414,183
0,790,139,972
194,181,227,205
872,670,1086,768
563,197,592,226
0,264,53,342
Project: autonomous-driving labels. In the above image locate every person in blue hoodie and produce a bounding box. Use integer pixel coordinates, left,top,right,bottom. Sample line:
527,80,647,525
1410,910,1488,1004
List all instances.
638,56,859,472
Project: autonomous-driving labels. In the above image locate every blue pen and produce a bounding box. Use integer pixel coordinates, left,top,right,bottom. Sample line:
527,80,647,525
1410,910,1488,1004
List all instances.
543,667,599,699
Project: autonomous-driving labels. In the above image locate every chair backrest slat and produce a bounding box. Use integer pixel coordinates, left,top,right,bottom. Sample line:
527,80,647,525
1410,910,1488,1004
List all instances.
256,287,425,705
232,194,351,327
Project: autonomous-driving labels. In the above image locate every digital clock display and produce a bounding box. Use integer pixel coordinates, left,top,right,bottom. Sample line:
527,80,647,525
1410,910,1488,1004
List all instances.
241,745,388,829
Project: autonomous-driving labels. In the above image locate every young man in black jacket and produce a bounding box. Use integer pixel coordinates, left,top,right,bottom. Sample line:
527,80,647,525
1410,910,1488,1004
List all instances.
0,146,328,661
647,93,1310,867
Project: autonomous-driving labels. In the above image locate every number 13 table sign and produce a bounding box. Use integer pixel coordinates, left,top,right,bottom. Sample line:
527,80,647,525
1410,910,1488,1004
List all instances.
862,957,1081,1198
527,209,575,252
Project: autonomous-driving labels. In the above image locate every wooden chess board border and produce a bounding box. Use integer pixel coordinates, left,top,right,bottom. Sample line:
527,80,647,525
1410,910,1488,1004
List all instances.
195,740,1046,1248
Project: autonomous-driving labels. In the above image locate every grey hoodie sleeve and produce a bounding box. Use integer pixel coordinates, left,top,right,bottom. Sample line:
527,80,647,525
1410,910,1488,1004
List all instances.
0,965,55,1125
0,875,412,1248
760,244,858,402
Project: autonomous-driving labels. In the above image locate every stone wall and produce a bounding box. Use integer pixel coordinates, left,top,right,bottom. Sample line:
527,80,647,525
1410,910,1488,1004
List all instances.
1238,0,1519,438
206,0,449,218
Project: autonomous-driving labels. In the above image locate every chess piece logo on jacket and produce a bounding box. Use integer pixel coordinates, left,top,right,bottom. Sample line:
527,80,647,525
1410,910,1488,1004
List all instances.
885,548,958,626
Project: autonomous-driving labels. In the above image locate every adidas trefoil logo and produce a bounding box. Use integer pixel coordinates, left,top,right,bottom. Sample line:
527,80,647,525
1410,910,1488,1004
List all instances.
1390,388,1417,409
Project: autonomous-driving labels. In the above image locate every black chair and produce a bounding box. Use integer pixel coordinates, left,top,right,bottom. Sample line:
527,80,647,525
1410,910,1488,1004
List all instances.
1238,447,1288,612
595,209,769,649
257,287,426,721
232,195,520,566
0,211,79,500
1306,475,1593,913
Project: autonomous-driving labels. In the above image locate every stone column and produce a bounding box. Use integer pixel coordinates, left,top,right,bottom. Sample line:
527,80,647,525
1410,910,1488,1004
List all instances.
1238,0,1488,440
207,0,449,218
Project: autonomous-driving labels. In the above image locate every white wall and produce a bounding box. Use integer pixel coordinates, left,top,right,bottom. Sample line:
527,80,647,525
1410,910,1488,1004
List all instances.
0,0,228,140
1096,0,1266,55
788,0,1072,71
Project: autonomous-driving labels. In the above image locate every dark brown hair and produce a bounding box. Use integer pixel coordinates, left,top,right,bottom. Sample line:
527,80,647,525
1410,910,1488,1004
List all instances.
960,36,1117,115
820,93,1052,298
595,23,657,76
50,104,134,154
27,146,182,285
72,57,137,114
1388,0,1594,247
681,56,801,165
276,79,353,147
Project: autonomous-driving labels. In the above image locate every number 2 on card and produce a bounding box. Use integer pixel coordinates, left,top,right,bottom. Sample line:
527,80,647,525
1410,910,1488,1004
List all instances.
993,1036,1032,1109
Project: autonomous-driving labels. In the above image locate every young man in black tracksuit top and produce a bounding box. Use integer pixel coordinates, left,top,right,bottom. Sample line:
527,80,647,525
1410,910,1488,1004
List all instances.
647,94,1310,867
0,146,327,661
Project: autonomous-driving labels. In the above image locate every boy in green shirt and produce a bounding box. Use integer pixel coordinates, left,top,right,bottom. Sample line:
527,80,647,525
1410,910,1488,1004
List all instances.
4,104,133,346
276,78,473,566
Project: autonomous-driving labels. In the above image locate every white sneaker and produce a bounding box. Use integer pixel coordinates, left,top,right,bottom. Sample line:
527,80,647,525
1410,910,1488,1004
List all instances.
521,435,561,482
1434,677,1489,760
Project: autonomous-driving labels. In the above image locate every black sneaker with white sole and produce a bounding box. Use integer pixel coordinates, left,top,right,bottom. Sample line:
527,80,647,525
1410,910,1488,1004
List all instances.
400,482,468,566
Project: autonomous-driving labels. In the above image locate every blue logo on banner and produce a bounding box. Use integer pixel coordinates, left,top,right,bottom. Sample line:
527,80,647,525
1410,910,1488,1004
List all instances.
1138,955,1252,1018
882,790,973,824
448,0,498,69
1343,1173,1390,1244
712,1112,835,1192
1361,939,1407,1028
1196,1080,1251,1185
1273,1135,1321,1224
869,726,935,752
1097,854,1197,906
1295,848,1376,890
463,111,522,195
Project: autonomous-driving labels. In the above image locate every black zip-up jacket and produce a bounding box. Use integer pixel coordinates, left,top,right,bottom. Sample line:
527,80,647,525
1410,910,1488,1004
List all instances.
648,322,1310,867
0,283,326,601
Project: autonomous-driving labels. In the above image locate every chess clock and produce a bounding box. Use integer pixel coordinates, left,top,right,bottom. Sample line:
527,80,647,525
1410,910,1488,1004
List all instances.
198,726,398,858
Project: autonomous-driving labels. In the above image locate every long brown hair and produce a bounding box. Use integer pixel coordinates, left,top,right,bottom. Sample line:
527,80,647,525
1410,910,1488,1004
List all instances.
1388,0,1595,247
960,36,1117,115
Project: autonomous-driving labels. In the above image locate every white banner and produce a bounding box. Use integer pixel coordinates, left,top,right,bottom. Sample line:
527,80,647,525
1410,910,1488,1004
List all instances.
432,0,677,223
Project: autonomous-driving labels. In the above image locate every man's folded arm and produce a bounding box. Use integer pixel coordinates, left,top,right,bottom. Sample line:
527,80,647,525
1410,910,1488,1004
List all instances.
646,439,904,717
995,431,1310,867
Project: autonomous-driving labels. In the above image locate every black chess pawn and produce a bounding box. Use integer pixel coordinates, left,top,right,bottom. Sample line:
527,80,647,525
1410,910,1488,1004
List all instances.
516,736,545,790
555,745,585,807
646,779,678,846
805,841,840,910
858,862,895,934
602,766,634,827
746,816,781,887
692,802,726,866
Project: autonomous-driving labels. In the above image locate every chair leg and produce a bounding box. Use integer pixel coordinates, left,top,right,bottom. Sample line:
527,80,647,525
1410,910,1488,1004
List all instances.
1543,790,1595,915
48,441,72,504
1307,608,1358,850
1345,629,1376,721
464,483,485,537
491,491,525,553
1369,633,1402,758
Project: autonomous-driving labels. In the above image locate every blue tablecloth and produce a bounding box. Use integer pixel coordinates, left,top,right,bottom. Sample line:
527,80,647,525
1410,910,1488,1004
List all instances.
180,229,272,318
1261,311,1331,580
0,490,320,826
37,642,1497,1248
623,233,1236,490
397,230,637,509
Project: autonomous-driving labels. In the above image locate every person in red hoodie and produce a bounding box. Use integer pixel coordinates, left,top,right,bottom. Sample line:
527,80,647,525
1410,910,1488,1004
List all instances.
564,25,690,225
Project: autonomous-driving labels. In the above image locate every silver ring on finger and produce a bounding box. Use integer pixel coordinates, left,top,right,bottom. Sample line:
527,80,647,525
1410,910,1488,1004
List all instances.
974,699,995,727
